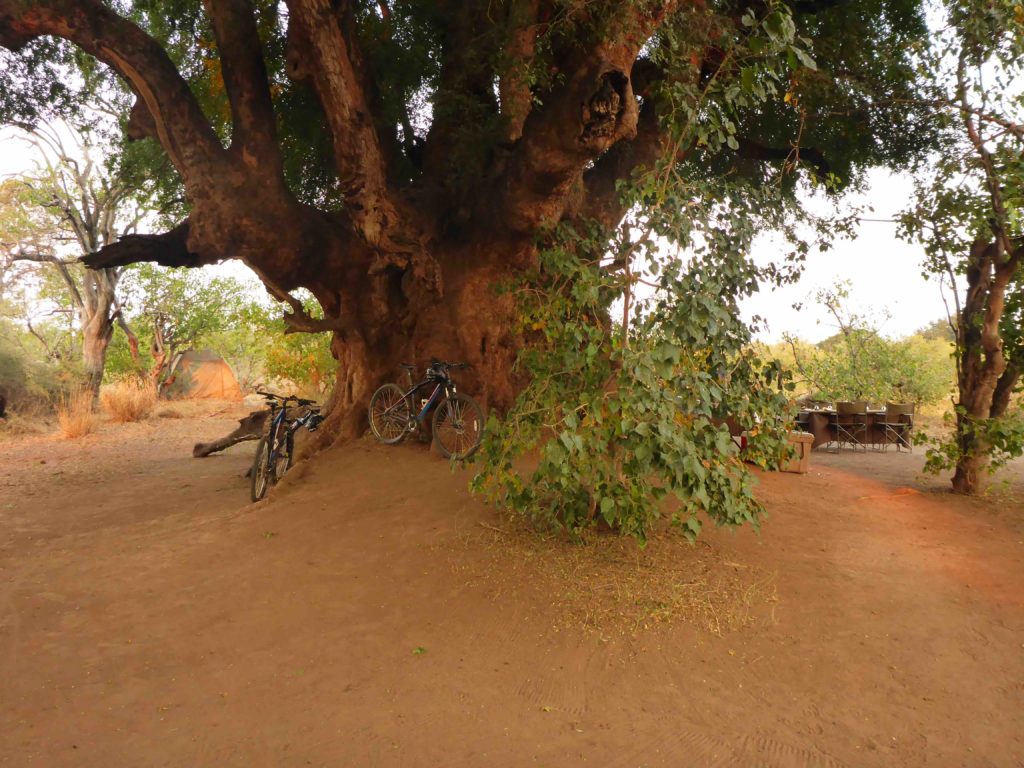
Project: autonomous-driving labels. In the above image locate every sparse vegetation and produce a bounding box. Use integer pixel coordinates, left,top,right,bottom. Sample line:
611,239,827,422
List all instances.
100,378,157,423
775,287,955,407
56,388,96,439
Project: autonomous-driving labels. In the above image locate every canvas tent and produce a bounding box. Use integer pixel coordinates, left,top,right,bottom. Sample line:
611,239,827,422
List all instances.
160,349,243,400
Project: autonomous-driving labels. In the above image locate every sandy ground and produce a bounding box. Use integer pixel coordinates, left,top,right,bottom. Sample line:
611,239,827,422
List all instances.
1,408,1022,767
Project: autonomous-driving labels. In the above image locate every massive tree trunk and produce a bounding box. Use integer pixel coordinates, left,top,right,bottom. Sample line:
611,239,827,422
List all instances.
315,240,525,442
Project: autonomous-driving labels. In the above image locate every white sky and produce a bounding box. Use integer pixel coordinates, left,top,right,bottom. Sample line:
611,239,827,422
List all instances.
742,167,947,343
1,129,947,344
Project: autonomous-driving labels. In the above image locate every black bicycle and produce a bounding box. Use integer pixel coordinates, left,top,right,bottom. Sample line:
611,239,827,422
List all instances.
251,390,324,501
368,359,484,459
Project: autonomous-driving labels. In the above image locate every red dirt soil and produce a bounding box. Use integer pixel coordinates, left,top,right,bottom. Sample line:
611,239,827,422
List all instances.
1,409,1023,766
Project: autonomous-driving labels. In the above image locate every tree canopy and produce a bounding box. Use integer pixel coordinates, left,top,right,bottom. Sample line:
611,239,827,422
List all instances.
0,0,952,535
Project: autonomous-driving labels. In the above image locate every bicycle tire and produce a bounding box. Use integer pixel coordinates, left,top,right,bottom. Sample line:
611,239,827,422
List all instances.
432,392,484,459
250,435,273,502
369,383,411,444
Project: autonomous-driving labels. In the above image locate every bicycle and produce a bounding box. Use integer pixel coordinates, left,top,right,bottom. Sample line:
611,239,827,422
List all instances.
368,359,484,459
250,390,324,502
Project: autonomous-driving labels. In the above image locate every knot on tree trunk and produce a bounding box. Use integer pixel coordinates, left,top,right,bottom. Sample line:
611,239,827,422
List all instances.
368,249,444,324
580,71,630,144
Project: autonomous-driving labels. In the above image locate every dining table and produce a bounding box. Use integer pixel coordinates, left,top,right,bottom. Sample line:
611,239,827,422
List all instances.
796,408,892,449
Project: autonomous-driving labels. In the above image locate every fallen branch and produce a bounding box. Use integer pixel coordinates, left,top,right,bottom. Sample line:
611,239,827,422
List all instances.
193,410,269,457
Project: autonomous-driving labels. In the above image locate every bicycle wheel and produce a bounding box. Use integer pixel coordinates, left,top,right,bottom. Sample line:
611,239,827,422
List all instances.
432,393,484,459
369,383,411,444
250,436,273,502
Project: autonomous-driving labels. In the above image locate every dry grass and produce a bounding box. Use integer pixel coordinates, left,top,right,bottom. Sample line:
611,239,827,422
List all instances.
57,389,97,439
453,521,777,636
0,412,49,440
100,379,157,423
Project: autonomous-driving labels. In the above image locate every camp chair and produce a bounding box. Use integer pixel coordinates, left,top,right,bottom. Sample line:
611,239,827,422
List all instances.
881,403,914,452
831,401,868,451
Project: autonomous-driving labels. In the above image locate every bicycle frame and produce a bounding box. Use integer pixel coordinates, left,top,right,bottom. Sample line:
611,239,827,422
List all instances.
265,398,321,465
407,382,448,423
264,403,288,466
399,378,452,424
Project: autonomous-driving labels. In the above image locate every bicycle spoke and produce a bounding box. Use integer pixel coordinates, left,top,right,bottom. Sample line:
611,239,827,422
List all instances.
432,394,482,459
370,384,411,444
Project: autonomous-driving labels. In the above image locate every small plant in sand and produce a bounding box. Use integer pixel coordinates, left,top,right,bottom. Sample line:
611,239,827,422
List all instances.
56,389,96,439
100,379,157,423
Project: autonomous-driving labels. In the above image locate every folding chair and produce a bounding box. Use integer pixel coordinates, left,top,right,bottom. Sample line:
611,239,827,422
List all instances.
831,401,868,451
881,403,914,452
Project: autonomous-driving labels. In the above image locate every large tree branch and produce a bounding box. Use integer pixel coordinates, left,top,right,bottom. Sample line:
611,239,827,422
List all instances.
0,0,225,181
12,250,85,309
497,0,541,143
487,3,680,235
736,137,831,176
193,410,269,458
203,0,282,173
579,86,668,228
284,0,401,247
419,1,502,181
80,220,216,269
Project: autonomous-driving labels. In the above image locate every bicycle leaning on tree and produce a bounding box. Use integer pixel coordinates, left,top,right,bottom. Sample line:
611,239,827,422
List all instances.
368,359,484,459
250,390,324,502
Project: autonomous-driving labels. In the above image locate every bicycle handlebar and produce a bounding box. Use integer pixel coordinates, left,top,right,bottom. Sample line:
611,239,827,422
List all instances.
429,359,470,370
256,390,318,407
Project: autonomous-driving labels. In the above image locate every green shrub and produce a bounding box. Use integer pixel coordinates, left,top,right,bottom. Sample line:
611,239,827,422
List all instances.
472,221,795,543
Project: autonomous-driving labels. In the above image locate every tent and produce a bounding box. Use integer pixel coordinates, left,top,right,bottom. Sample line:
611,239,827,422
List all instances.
160,349,244,401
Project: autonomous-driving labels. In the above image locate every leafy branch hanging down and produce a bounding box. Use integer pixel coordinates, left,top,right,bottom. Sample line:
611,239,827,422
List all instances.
471,213,797,542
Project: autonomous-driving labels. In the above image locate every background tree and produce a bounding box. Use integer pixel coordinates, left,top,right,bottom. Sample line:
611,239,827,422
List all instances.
118,264,249,385
898,0,1024,494
221,299,336,394
0,125,152,398
782,284,953,406
1,191,77,410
